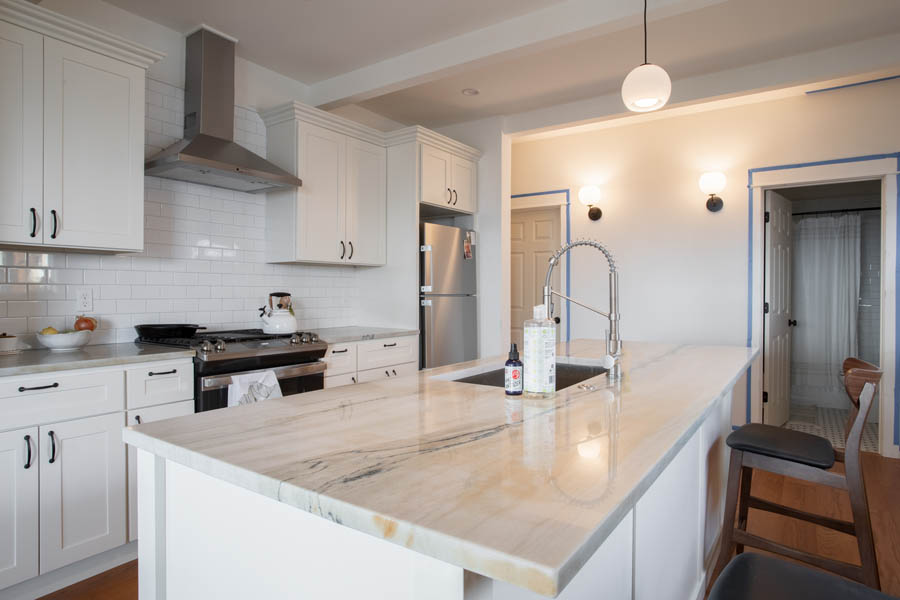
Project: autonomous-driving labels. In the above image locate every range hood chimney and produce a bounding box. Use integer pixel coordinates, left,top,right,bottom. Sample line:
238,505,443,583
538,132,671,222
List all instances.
144,28,301,193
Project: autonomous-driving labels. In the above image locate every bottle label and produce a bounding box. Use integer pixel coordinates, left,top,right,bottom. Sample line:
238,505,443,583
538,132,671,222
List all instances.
505,365,523,393
523,324,556,394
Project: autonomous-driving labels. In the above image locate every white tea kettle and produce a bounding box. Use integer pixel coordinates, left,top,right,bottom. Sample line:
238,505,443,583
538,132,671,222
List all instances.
259,292,297,334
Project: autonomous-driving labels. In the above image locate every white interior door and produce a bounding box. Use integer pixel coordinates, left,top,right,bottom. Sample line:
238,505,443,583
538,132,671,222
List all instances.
510,207,561,349
0,427,39,589
43,38,144,250
39,412,126,573
297,122,346,263
345,138,386,265
764,190,793,426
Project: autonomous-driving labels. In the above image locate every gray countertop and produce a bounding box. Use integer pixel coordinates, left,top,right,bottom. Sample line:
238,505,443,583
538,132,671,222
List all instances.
309,326,418,344
0,343,196,378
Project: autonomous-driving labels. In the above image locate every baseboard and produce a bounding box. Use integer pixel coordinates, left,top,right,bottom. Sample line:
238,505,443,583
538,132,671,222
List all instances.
1,541,137,600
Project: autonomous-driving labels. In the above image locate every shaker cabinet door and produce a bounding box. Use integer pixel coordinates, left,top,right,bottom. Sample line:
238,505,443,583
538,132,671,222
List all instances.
450,155,476,214
0,21,43,245
43,38,145,250
0,427,39,590
420,144,452,208
345,138,386,265
296,122,346,263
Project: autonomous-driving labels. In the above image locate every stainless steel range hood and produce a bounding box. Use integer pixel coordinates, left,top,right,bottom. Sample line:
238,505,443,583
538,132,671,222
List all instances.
145,28,301,194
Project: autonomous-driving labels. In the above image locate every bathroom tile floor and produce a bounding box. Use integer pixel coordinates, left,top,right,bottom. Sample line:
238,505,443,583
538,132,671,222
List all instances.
785,405,878,452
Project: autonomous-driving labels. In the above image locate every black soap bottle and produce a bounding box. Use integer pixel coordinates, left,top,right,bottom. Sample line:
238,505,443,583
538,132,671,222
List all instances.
505,343,523,396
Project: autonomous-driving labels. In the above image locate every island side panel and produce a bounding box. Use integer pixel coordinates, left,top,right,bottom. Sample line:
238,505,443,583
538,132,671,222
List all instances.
137,449,167,600
160,460,465,600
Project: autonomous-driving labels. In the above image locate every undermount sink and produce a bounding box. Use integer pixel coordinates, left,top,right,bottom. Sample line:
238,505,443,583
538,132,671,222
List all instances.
452,363,607,391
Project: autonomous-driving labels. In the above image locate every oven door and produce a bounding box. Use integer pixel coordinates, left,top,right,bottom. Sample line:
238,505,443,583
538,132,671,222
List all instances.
197,361,326,412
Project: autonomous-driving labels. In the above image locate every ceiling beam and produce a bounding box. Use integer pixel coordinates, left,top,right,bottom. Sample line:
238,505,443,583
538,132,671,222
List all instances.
308,0,727,109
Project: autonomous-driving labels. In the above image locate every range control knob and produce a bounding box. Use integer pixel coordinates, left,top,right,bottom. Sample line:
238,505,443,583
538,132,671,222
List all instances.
214,339,227,353
300,332,312,344
199,341,213,354
309,333,319,343
289,333,302,345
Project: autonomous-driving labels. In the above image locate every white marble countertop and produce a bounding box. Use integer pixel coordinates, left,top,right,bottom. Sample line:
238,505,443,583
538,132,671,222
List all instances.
309,326,418,344
0,343,195,377
124,340,756,596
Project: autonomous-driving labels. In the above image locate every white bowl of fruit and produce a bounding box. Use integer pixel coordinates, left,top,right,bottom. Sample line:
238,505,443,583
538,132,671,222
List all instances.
36,316,97,351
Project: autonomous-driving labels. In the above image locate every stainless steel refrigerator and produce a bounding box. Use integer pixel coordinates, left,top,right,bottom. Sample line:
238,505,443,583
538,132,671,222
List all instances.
420,222,478,368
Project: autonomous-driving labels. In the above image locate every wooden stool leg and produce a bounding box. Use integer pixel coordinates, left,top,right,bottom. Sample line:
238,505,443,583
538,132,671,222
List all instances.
847,459,880,589
711,449,744,586
735,466,753,554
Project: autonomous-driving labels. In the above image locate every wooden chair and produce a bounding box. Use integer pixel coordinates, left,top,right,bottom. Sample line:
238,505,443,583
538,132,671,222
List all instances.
712,358,882,589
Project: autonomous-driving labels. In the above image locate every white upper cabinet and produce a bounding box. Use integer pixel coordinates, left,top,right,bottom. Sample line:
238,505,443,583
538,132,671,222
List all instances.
346,138,386,266
262,102,387,266
419,142,477,214
0,20,42,245
0,2,162,252
43,39,145,251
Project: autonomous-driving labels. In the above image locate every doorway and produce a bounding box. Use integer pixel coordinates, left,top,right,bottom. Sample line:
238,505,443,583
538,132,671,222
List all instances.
510,206,561,349
763,180,881,452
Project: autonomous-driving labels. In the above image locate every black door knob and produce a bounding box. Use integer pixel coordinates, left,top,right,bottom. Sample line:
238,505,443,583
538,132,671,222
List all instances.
788,319,797,327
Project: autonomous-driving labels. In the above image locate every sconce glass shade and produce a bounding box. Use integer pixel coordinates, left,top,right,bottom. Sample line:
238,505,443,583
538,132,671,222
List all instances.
578,185,601,206
698,172,727,195
621,63,671,112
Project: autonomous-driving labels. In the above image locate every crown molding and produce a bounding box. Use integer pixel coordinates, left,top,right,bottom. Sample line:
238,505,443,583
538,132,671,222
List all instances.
0,0,165,69
384,126,481,161
261,101,386,147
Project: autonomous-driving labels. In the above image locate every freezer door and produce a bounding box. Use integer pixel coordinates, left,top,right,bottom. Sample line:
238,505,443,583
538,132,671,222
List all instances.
421,222,476,295
420,295,478,368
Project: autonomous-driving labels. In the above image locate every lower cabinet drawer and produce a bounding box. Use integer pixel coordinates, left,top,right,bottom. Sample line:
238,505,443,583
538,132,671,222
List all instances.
126,359,194,410
324,373,358,389
0,369,125,432
356,361,418,384
356,336,417,371
323,344,357,376
126,399,194,542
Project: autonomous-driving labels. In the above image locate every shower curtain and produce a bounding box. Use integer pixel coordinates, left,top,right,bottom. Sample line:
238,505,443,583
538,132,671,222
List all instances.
790,213,861,408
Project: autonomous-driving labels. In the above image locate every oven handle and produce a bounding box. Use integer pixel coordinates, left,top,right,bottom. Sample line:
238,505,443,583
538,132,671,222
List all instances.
201,361,327,391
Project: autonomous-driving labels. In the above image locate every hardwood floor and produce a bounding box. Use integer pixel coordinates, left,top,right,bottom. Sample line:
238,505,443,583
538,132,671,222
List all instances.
39,453,900,600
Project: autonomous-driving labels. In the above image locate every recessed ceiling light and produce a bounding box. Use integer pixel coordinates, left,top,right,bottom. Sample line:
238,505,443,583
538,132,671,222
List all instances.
461,88,480,96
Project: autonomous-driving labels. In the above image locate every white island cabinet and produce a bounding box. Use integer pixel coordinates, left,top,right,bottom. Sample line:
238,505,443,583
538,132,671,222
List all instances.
0,0,162,252
126,341,756,600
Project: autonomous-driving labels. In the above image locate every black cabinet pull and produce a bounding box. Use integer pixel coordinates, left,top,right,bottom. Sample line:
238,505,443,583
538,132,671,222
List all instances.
24,435,33,469
788,319,798,327
385,370,390,377
331,348,349,354
135,415,142,424
50,209,58,239
392,369,397,376
351,376,356,384
30,208,37,238
48,431,57,464
447,188,452,203
348,241,354,260
148,369,177,376
340,241,346,259
452,190,458,205
19,382,59,393
383,342,397,348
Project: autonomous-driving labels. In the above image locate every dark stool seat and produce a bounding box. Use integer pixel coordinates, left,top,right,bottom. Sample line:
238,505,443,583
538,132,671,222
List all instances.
727,423,835,469
710,553,894,600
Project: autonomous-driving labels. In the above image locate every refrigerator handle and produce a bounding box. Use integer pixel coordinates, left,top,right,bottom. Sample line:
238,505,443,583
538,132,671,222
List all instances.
420,245,433,292
421,299,434,367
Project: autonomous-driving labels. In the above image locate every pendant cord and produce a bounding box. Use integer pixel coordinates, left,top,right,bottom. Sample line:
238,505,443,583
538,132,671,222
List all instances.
643,0,648,65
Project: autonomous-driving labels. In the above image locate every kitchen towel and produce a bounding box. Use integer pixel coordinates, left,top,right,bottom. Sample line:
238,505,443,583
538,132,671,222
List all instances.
227,370,283,407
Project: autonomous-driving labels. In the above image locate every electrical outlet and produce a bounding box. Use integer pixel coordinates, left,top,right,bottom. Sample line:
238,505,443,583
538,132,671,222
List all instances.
75,288,93,312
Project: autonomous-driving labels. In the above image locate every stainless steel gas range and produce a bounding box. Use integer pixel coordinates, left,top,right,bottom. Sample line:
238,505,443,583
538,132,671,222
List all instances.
136,329,327,412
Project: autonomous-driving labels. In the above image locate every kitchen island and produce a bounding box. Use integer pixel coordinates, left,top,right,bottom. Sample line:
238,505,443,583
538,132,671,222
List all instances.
124,340,756,600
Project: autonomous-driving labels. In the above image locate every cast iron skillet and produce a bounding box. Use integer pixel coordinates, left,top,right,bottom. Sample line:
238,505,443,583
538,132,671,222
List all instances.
134,324,206,339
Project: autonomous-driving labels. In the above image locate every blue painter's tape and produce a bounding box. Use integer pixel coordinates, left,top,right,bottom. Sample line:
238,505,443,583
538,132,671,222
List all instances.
748,152,900,443
805,75,900,95
511,189,572,342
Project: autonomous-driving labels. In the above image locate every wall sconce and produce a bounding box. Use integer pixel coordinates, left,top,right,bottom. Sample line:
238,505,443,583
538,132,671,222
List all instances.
699,172,726,212
578,185,602,221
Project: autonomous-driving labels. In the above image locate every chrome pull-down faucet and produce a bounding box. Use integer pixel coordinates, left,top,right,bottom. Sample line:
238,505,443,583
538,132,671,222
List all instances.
543,239,622,380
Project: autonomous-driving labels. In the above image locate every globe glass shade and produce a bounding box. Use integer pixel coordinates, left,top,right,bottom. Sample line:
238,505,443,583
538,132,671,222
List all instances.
699,172,727,195
578,185,601,206
621,63,671,112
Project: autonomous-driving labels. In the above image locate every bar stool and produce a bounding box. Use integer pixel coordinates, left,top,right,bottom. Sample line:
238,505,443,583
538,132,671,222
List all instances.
709,553,894,600
713,358,882,589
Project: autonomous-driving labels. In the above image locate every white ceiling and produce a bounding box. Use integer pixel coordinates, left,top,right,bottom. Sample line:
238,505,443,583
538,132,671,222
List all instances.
357,0,900,128
101,0,566,83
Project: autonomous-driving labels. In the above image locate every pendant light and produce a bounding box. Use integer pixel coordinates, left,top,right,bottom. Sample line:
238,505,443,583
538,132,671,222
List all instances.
621,0,671,112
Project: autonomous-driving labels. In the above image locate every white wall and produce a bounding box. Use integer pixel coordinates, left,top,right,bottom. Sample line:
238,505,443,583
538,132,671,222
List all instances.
510,79,900,348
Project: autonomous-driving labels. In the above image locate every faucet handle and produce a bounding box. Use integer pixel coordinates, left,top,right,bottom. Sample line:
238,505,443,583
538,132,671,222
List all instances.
601,354,616,370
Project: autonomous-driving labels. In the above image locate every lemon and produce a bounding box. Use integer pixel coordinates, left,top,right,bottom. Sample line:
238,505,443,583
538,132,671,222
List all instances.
40,326,59,335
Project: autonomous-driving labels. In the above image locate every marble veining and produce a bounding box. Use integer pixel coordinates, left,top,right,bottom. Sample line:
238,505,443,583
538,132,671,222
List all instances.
310,326,418,344
0,342,195,377
124,340,756,596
